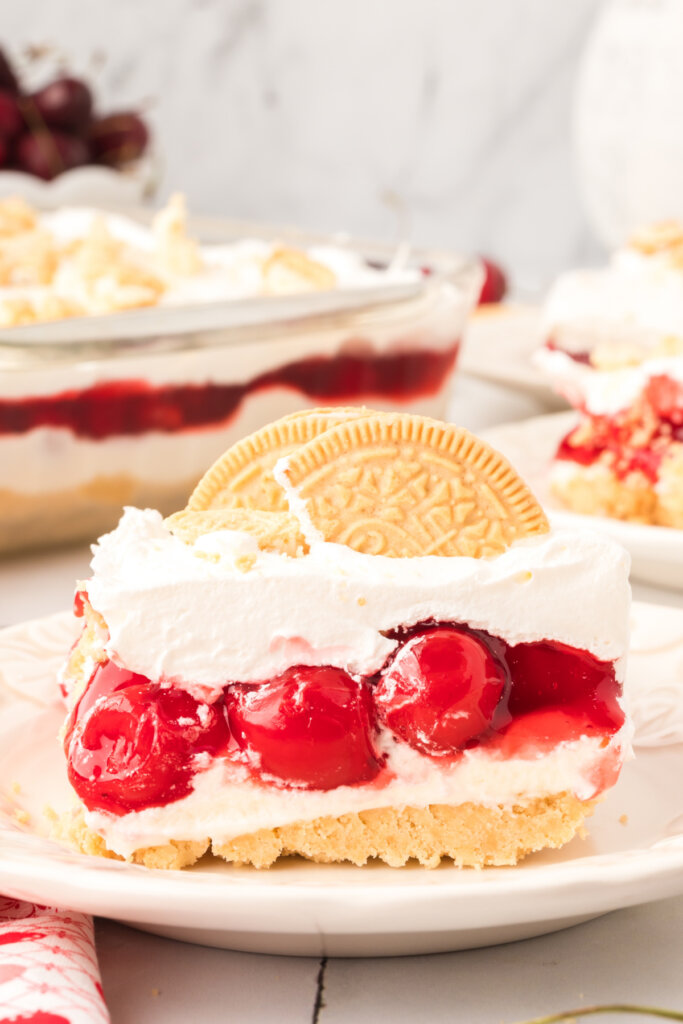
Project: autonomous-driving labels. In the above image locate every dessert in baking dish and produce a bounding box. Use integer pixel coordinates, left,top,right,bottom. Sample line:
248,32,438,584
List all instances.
538,221,683,526
57,409,631,870
0,194,414,322
0,200,477,554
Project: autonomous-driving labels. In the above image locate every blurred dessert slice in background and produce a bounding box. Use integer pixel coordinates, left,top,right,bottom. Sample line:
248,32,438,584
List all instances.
536,221,683,527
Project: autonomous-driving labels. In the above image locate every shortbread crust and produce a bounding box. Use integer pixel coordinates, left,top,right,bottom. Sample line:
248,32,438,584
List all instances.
551,450,683,529
58,792,594,870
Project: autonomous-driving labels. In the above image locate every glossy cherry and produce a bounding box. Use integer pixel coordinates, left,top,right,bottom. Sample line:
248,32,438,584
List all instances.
644,374,683,426
0,90,23,140
67,662,229,815
375,627,507,757
69,659,149,734
505,639,623,732
495,705,610,757
478,257,507,305
31,77,93,133
0,49,19,95
556,416,664,484
15,131,89,180
228,666,382,789
89,111,149,167
72,589,87,618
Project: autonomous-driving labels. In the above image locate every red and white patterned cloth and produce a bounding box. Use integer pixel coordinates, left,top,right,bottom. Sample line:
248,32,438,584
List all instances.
0,897,108,1024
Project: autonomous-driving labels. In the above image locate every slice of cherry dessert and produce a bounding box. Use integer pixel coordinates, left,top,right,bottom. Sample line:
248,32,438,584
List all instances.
57,409,630,869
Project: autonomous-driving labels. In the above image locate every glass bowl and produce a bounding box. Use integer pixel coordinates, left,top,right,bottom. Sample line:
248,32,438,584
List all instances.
0,215,482,554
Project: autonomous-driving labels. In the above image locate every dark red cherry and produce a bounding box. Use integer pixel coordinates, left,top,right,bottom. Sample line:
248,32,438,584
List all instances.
0,49,19,95
478,257,507,304
0,91,23,140
0,137,7,169
375,627,506,757
15,131,89,180
89,111,149,167
228,666,382,790
67,668,230,815
31,77,93,132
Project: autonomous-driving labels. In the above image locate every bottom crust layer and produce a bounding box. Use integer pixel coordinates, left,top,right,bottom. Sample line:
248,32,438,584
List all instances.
58,793,595,871
551,459,683,529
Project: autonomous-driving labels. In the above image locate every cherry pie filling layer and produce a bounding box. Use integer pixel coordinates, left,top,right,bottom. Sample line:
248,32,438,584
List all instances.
1,343,459,441
64,614,624,819
556,373,683,483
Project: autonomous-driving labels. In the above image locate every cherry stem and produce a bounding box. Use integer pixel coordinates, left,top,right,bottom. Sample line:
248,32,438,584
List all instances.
516,1007,683,1023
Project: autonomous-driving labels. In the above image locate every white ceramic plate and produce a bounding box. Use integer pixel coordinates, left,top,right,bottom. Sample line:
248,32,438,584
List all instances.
2,608,683,957
483,411,683,592
460,303,564,406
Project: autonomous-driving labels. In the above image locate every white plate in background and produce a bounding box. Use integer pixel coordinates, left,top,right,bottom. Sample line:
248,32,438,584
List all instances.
483,411,683,592
1,607,683,956
461,303,564,407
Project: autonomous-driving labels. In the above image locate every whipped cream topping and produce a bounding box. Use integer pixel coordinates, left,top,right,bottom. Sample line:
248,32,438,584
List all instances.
86,508,630,703
542,245,683,350
534,344,683,415
0,206,418,318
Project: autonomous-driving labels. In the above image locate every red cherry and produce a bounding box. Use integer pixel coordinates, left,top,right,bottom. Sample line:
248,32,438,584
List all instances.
0,49,19,95
15,130,89,180
66,664,230,815
0,91,23,140
69,659,150,739
72,589,87,618
0,137,8,169
644,374,683,426
496,705,610,758
228,666,382,790
31,77,93,133
505,640,623,732
89,111,149,167
375,627,506,757
478,257,507,304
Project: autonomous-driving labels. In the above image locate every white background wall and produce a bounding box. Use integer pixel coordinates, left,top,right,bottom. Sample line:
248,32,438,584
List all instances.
4,0,606,289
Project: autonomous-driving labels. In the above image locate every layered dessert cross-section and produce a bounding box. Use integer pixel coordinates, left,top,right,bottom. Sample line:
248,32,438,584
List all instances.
1,199,475,554
58,409,631,869
538,221,683,526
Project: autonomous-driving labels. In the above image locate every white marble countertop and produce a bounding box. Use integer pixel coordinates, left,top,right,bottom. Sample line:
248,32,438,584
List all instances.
2,374,682,1024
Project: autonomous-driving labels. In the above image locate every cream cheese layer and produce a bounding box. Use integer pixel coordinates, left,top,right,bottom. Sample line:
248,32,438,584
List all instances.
85,728,627,858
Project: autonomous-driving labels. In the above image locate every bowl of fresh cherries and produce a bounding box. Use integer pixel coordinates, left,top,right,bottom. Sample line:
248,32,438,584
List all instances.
0,46,154,206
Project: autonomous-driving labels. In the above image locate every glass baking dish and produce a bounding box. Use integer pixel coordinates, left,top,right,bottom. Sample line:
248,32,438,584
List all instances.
0,215,481,554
